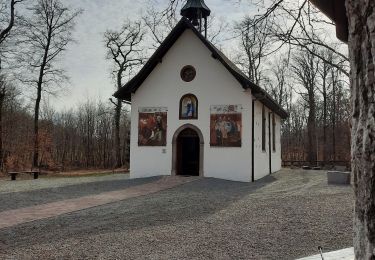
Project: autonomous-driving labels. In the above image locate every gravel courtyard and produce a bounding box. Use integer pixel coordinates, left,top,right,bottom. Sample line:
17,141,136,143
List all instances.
0,169,353,260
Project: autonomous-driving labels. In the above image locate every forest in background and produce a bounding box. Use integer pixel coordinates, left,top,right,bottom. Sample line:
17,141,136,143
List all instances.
0,0,351,172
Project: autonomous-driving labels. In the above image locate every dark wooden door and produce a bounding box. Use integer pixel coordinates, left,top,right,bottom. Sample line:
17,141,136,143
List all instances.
177,129,200,176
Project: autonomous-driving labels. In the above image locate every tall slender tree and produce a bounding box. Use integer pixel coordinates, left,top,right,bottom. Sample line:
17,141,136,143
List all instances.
104,19,145,168
291,49,320,165
19,0,81,168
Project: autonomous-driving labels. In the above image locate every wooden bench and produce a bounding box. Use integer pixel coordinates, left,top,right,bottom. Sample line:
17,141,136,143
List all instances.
8,171,40,181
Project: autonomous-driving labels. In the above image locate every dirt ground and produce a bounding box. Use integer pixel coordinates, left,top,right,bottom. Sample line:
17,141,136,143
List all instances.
0,168,129,180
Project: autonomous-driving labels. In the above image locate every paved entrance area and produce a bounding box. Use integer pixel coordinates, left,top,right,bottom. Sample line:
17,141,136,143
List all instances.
297,247,354,260
0,176,197,229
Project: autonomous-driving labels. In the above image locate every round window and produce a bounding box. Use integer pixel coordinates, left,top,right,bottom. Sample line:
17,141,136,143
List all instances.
180,65,196,82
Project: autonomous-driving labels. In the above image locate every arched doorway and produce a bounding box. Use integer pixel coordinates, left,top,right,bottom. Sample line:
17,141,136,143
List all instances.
172,124,204,177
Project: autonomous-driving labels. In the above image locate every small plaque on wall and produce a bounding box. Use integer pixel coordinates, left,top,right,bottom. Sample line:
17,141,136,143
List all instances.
139,107,168,113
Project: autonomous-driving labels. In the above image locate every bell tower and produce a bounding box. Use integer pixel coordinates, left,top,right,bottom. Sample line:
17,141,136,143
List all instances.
180,0,211,38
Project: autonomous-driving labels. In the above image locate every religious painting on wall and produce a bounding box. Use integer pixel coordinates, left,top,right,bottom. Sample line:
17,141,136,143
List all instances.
179,94,198,119
210,105,242,147
138,107,167,146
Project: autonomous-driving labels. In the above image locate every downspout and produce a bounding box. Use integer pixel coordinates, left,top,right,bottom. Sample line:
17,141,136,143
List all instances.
269,112,272,175
252,99,255,182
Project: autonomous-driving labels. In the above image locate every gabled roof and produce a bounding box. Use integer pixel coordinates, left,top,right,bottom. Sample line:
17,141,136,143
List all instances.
114,18,288,119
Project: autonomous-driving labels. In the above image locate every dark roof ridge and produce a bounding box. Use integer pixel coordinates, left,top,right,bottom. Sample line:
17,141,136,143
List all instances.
114,17,288,119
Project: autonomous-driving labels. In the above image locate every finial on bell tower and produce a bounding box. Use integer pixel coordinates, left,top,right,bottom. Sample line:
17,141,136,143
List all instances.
181,0,211,38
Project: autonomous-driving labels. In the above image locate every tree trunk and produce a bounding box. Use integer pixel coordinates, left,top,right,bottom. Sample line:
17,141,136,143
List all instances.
308,91,317,165
346,0,375,258
33,82,42,168
0,88,4,170
33,24,52,169
114,98,122,168
114,70,123,169
322,72,327,162
332,72,337,162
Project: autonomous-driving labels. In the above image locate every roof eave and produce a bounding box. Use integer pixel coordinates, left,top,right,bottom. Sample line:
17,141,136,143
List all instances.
309,0,348,42
114,17,289,119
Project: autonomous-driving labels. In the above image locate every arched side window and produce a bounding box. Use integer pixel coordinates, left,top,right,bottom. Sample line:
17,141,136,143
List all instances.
179,94,198,120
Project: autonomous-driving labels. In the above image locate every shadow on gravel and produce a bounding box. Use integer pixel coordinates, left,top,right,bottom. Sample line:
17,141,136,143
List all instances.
0,175,276,250
0,176,162,212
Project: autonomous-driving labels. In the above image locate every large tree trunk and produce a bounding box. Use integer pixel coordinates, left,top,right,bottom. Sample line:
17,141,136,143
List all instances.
346,0,375,259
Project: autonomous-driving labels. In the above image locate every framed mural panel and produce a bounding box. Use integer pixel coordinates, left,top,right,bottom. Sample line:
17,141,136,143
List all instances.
138,107,167,146
210,105,242,147
179,94,198,119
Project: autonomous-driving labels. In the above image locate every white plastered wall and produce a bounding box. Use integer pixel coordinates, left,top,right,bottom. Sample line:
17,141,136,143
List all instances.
130,29,254,182
271,114,282,173
253,101,282,180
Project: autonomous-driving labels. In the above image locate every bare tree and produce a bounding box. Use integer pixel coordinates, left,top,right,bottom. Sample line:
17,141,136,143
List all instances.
316,49,334,162
0,74,8,168
291,48,320,165
143,3,227,51
104,19,145,168
19,0,81,168
234,16,272,84
265,55,290,107
0,0,28,133
0,0,26,70
234,0,350,76
142,5,177,48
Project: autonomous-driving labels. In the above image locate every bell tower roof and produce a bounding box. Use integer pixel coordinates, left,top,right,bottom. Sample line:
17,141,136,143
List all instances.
180,0,211,19
180,0,211,37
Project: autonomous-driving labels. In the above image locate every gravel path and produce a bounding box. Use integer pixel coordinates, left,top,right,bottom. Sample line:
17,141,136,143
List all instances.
0,173,130,194
0,175,161,212
0,169,353,260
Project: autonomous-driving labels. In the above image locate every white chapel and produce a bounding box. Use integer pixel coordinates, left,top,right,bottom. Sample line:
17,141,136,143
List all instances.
114,0,288,182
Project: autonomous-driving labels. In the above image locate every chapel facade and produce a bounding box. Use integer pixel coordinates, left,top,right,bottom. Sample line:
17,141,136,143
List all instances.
114,0,288,182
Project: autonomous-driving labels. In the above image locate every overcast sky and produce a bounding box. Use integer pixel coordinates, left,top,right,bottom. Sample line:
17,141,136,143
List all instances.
48,0,251,111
